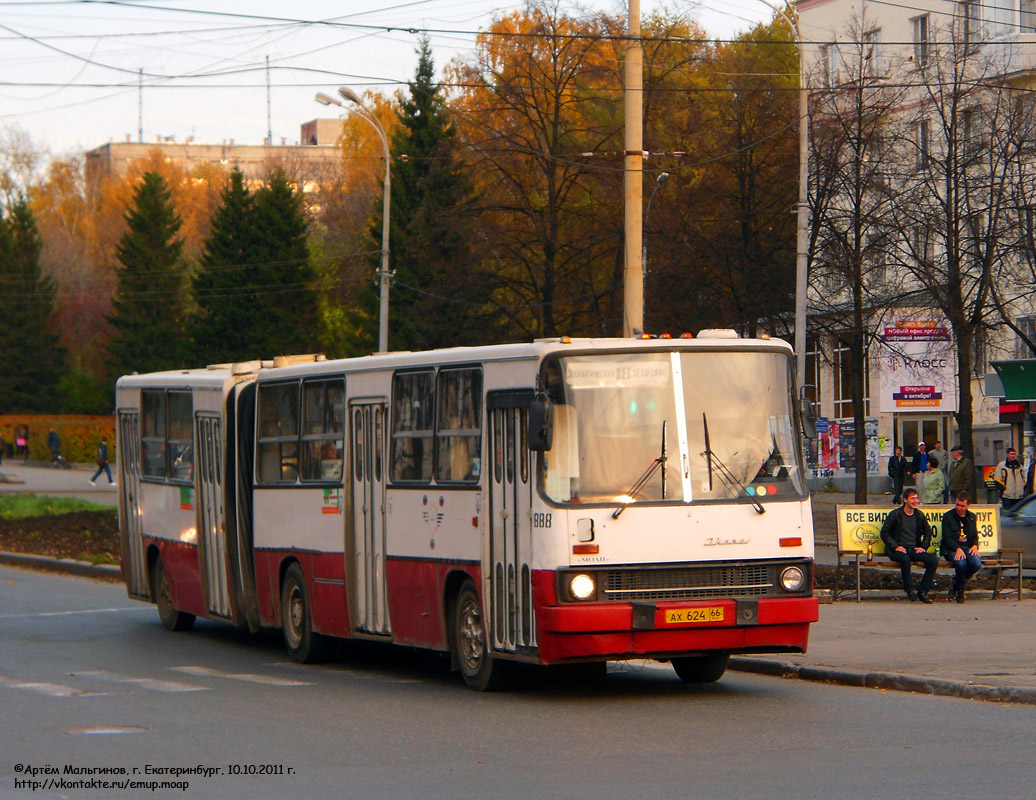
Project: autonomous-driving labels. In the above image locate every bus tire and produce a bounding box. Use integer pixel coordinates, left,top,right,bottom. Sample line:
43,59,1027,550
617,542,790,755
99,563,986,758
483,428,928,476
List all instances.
152,557,195,632
453,581,508,691
281,563,330,663
672,654,730,684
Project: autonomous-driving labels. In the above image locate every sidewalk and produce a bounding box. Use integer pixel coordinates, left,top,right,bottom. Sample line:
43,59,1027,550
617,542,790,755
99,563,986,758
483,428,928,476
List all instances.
2,474,1033,703
0,460,118,504
731,597,1036,703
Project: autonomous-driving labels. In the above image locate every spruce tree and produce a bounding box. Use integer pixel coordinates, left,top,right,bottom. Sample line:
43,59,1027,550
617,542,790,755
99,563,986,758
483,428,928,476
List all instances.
0,200,66,412
189,169,257,364
346,39,494,353
250,170,318,357
106,172,187,379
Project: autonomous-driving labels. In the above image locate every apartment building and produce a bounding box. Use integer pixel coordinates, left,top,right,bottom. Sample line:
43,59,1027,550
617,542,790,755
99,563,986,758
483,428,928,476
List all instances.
798,0,1036,485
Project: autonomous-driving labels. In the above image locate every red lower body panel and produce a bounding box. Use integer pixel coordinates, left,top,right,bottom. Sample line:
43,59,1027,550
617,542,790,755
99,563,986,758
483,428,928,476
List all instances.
144,538,204,618
535,596,818,664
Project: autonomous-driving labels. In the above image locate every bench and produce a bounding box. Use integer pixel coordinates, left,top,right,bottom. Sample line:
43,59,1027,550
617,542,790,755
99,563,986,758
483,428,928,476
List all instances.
834,504,1024,603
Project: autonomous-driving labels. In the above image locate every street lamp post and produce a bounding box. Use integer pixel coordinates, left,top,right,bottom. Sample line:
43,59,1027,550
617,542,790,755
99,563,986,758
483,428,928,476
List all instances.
641,172,669,313
316,87,392,353
753,1,809,397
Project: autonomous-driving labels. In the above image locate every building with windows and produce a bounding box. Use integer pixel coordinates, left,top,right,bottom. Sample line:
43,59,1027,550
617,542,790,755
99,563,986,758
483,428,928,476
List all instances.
798,0,1036,488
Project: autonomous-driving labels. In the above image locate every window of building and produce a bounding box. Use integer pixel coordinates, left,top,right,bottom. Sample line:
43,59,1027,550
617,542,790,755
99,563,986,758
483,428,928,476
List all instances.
819,44,839,87
988,0,1014,37
434,368,483,483
1016,316,1036,358
862,29,882,76
140,389,194,483
962,0,982,50
913,224,933,265
916,116,931,171
391,370,435,482
1022,0,1036,31
912,15,930,67
300,379,345,482
833,341,870,418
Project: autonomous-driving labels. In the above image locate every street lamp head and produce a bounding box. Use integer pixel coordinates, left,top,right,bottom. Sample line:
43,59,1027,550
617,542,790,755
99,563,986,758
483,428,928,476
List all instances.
315,92,341,107
657,172,670,186
338,86,363,105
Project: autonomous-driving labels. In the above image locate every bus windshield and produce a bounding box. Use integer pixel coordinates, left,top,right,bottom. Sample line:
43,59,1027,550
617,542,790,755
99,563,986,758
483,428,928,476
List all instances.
541,350,807,506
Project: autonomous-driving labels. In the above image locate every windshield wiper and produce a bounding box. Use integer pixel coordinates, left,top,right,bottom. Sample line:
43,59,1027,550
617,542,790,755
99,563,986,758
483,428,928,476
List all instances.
700,414,765,515
612,422,667,519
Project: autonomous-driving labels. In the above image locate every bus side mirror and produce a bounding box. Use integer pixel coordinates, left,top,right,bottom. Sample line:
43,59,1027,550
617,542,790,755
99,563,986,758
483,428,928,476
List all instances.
800,390,818,440
528,398,554,451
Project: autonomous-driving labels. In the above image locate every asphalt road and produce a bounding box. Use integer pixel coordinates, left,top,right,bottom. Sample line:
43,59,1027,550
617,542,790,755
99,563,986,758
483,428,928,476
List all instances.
2,565,1034,800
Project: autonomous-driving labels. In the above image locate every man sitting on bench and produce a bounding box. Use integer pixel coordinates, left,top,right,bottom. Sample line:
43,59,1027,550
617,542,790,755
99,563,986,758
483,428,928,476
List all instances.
879,488,938,603
941,491,982,604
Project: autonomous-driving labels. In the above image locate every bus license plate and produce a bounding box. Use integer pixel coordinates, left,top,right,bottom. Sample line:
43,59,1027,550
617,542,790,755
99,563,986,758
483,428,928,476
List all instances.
664,607,725,625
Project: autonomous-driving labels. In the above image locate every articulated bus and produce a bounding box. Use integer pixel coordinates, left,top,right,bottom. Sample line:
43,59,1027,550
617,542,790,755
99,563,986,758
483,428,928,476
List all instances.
116,333,819,690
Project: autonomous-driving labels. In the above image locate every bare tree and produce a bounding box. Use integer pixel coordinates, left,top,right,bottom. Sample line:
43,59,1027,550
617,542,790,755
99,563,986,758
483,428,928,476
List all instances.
807,12,911,501
885,16,1029,462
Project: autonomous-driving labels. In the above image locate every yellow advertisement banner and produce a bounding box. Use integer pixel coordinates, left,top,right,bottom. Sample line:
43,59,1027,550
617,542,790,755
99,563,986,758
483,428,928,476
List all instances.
835,505,1001,555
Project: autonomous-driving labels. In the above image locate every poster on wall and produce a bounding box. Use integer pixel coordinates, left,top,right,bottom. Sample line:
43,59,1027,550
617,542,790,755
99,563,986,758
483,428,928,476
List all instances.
838,418,880,474
877,315,958,413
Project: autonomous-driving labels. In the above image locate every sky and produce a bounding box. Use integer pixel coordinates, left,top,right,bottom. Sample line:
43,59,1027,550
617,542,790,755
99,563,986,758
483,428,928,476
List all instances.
0,0,775,161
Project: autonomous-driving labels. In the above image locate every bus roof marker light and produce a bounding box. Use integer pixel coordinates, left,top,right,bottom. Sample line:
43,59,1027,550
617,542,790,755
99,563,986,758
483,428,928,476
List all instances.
680,332,693,338
659,332,672,339
561,336,572,344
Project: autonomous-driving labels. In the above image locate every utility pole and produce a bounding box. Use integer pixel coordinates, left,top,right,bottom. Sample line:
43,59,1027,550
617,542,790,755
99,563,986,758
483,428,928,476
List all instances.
622,0,644,337
266,55,273,145
138,68,143,143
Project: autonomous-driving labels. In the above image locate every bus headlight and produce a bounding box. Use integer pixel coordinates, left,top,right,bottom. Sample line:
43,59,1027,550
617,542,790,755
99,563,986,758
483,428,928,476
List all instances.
780,566,806,593
569,573,596,601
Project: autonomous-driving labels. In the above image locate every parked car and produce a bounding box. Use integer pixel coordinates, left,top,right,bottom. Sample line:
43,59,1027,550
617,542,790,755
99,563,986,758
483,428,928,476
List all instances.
999,493,1036,568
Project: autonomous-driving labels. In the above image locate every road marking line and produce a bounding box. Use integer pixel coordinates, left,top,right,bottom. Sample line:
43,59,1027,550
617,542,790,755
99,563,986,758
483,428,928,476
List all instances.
75,669,209,693
0,675,108,697
0,607,147,619
169,666,312,686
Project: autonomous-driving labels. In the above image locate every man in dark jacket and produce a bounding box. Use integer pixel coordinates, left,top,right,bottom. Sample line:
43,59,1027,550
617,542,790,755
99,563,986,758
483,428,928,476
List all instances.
940,491,982,603
946,445,974,498
887,445,907,504
879,488,938,602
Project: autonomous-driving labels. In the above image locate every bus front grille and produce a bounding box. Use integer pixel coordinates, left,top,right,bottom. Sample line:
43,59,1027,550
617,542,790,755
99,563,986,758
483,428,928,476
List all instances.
602,564,773,602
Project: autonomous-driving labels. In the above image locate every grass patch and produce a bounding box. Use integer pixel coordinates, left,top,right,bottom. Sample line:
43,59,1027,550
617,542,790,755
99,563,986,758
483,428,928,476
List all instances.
0,494,114,519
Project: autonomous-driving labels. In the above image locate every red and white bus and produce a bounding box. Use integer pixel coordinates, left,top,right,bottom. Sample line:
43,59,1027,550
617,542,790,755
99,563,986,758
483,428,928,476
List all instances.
116,334,819,690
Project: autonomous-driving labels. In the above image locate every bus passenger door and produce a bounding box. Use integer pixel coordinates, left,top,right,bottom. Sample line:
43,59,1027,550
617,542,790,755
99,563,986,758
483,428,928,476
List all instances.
117,410,148,599
488,403,536,654
350,401,391,635
195,413,233,619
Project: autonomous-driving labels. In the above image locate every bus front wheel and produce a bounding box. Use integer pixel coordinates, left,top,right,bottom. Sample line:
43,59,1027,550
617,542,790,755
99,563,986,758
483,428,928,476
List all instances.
453,582,508,691
672,654,730,683
152,557,195,632
281,563,330,663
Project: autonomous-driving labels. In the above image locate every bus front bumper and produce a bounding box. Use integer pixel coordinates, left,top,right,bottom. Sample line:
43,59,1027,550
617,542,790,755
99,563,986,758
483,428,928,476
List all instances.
535,596,819,664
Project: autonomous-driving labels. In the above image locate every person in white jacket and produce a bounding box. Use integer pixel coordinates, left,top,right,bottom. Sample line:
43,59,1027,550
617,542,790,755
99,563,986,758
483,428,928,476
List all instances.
995,447,1027,510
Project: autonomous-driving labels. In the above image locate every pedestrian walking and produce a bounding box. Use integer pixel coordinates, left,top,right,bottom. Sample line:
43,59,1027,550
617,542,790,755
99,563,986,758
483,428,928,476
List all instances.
994,447,1026,511
47,428,61,466
910,442,929,496
922,455,945,504
89,437,115,486
932,441,949,503
15,426,27,461
888,445,907,504
947,444,975,498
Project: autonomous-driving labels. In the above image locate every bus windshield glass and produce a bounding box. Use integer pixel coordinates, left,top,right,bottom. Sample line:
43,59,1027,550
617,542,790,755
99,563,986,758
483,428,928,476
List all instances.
541,350,806,505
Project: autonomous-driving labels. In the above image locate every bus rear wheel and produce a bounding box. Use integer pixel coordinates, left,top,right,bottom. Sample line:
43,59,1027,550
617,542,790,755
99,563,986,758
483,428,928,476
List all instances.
672,654,730,683
152,557,195,632
281,563,330,663
453,582,508,691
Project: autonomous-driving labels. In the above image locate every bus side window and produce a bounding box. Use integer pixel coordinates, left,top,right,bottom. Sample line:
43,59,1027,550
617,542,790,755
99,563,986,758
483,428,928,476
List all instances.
257,382,300,484
391,370,434,482
435,368,482,483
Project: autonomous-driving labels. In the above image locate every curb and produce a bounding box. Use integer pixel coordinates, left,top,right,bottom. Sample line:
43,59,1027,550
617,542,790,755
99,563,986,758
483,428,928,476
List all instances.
0,550,120,580
729,657,1036,705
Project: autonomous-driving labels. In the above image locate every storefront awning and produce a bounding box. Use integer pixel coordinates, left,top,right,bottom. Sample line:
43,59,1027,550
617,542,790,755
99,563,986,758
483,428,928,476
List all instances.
991,360,1036,401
